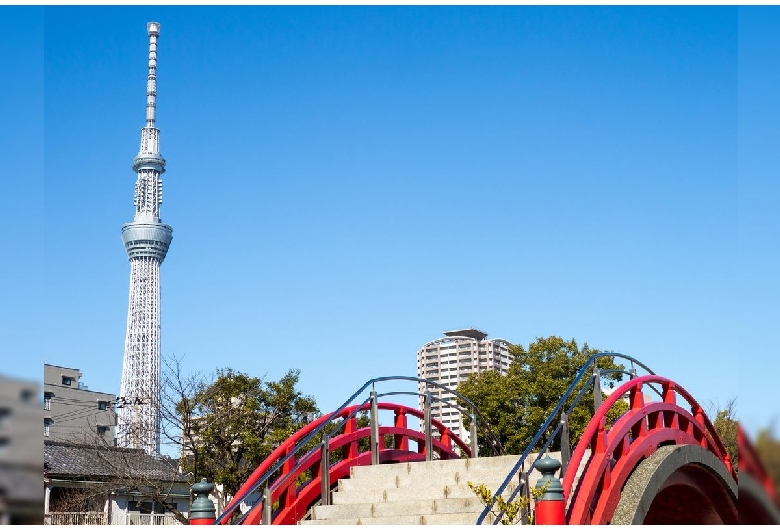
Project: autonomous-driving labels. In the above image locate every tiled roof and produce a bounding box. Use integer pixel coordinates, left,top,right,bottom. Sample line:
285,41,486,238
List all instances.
44,440,187,483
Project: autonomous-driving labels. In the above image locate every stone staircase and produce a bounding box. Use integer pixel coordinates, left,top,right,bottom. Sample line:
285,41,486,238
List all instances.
300,451,589,525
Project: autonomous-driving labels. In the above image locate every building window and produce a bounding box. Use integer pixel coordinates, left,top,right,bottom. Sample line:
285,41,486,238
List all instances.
98,401,108,411
62,376,74,386
97,426,109,436
128,500,166,514
44,419,53,437
44,393,53,411
0,408,9,428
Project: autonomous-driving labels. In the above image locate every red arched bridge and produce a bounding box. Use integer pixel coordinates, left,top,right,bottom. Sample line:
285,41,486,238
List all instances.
209,353,772,524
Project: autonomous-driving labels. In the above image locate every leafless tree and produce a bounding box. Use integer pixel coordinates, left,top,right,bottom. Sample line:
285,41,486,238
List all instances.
160,353,207,481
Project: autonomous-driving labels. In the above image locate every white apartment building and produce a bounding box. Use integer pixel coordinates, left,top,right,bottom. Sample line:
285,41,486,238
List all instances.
416,329,512,439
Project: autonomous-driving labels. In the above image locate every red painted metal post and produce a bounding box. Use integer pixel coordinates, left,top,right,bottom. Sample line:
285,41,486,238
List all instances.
394,408,408,451
534,456,564,525
281,445,296,508
441,427,451,455
345,416,359,459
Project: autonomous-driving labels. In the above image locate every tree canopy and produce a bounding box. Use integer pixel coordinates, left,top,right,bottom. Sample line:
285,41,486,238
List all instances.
708,398,737,472
177,368,319,498
458,336,628,455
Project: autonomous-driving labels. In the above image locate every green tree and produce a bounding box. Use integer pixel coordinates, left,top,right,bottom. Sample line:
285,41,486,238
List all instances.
755,426,780,491
179,368,319,498
709,397,737,472
458,336,628,455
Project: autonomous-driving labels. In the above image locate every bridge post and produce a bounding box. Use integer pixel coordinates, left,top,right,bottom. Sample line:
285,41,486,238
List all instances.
593,364,602,410
370,390,379,465
519,470,530,524
262,487,272,525
534,456,565,525
560,412,570,477
470,411,478,458
424,391,433,461
320,433,331,505
188,479,216,525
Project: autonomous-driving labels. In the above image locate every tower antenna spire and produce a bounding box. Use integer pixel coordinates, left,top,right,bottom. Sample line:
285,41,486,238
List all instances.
145,22,160,129
118,21,173,455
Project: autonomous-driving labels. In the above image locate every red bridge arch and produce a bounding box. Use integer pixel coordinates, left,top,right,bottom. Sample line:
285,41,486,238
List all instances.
564,375,736,524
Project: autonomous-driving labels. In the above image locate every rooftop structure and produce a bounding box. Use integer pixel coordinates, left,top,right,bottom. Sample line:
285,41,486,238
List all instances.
443,328,488,341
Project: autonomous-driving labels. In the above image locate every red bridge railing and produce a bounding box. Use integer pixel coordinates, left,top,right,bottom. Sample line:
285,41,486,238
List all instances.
224,402,469,525
564,375,734,524
738,424,780,524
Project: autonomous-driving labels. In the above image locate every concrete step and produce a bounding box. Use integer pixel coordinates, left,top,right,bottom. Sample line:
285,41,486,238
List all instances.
337,467,530,491
303,451,590,525
330,481,521,505
300,511,496,525
311,496,486,520
349,453,543,480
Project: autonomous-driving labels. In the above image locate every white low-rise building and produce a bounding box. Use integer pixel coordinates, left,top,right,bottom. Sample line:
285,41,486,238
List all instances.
44,440,191,525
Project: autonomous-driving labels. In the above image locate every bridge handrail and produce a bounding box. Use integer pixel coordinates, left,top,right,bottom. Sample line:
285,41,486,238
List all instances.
232,400,470,525
376,390,506,454
215,375,504,525
498,361,610,509
476,352,654,525
485,357,623,516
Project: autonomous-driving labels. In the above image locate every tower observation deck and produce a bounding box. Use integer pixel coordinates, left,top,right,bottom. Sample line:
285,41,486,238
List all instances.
117,22,172,454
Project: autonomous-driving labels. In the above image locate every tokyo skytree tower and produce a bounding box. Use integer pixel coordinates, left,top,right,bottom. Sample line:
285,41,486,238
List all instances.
117,22,172,454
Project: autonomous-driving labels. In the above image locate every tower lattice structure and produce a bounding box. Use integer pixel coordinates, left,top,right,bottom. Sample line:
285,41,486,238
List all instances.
117,22,172,454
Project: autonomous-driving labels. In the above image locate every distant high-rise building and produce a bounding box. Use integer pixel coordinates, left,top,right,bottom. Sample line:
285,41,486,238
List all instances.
44,364,117,444
118,22,173,454
416,329,512,438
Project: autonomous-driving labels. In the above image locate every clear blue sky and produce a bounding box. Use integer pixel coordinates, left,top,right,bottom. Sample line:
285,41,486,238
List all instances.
2,6,777,440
